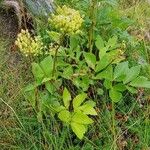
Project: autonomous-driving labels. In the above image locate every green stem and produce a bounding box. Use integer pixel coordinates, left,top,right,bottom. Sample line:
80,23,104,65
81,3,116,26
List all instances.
112,101,117,150
89,0,97,52
52,45,60,77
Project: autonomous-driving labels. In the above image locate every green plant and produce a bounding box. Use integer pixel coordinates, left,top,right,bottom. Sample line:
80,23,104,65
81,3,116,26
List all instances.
14,1,150,149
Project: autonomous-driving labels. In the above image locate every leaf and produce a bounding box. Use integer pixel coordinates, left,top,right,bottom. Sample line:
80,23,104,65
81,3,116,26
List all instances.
58,110,71,123
107,36,118,48
95,50,119,72
95,35,104,50
113,83,126,92
130,76,150,88
63,65,73,79
109,88,122,102
79,104,97,115
114,61,129,79
83,52,96,69
45,82,55,94
99,47,108,59
73,93,87,110
32,62,44,83
72,112,93,124
70,36,78,50
104,79,112,89
123,66,141,84
126,86,138,94
24,83,37,92
95,55,111,72
63,88,71,109
40,55,53,77
48,31,60,42
95,65,113,80
71,122,86,139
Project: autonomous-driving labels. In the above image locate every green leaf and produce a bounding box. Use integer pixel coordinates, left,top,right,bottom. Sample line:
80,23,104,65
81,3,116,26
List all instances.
104,79,112,89
126,86,138,94
99,47,108,59
32,62,44,83
45,82,55,94
83,52,96,69
40,55,53,77
79,104,97,115
95,35,104,50
95,55,111,72
114,61,129,79
130,76,150,88
113,83,126,92
72,112,93,124
71,122,86,139
123,66,141,84
70,36,78,50
73,93,87,110
109,88,122,102
95,65,113,80
48,31,61,42
107,36,118,48
58,110,71,123
95,50,119,72
63,88,71,109
24,83,37,92
63,65,73,79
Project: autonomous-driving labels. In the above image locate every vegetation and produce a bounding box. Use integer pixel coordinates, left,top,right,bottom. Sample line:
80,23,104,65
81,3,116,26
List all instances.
0,0,150,149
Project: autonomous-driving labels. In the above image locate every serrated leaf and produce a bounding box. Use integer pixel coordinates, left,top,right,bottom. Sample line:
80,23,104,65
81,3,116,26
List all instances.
114,61,129,79
73,93,87,109
123,66,141,84
71,122,86,139
58,110,71,123
109,88,122,102
72,112,93,124
84,52,96,69
130,76,150,88
40,55,53,77
63,88,71,109
32,62,44,83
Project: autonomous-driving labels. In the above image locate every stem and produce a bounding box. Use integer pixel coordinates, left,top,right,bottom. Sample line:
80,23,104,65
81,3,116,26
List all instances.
52,45,60,77
112,101,117,150
89,0,97,52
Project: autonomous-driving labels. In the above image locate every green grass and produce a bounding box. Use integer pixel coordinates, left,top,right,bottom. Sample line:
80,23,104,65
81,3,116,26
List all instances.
0,1,150,149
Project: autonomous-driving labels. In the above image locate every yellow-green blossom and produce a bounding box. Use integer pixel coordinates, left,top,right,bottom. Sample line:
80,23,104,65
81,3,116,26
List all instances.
49,5,83,35
15,29,44,56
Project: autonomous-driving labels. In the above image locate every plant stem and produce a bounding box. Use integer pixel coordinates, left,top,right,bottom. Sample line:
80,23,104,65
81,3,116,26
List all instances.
112,101,117,150
89,0,97,52
52,45,60,77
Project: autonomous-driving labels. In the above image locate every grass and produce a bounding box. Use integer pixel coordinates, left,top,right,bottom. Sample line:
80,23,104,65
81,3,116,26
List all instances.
0,1,150,150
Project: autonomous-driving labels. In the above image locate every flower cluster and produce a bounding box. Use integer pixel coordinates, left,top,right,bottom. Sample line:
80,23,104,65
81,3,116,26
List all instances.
15,29,44,56
49,5,83,35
